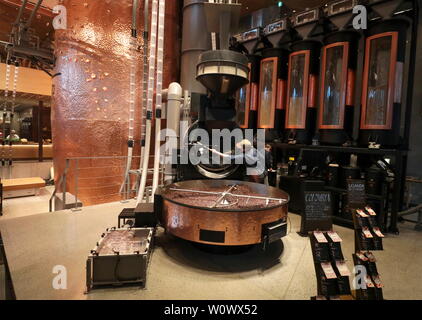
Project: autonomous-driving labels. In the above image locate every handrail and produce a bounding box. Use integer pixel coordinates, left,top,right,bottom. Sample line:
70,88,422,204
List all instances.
48,172,63,212
48,159,70,212
48,155,161,212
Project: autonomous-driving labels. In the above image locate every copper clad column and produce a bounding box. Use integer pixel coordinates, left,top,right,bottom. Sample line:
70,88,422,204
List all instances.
52,0,180,206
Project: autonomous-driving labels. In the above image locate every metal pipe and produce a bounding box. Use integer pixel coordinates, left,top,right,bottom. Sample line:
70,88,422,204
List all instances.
181,0,210,94
14,0,28,25
25,0,43,29
74,159,79,210
398,204,422,217
62,158,69,208
164,82,182,184
132,0,139,38
38,101,43,162
137,0,150,183
151,0,166,196
211,184,237,208
136,0,160,205
11,45,54,61
168,187,287,203
120,0,140,194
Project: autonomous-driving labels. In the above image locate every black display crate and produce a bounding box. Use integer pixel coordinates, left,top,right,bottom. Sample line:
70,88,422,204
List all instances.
309,231,352,300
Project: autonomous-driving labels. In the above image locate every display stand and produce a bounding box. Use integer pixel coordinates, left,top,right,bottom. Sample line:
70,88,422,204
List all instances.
309,231,353,300
352,252,384,300
272,143,406,233
118,203,157,229
299,190,332,236
347,180,385,300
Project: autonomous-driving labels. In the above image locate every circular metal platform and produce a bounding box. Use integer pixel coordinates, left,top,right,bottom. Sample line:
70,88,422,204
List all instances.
159,180,289,246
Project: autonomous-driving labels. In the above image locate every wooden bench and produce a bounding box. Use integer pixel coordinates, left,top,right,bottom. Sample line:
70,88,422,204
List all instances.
2,177,46,199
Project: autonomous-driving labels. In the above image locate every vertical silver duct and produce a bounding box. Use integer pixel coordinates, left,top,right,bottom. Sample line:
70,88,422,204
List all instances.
181,0,211,94
131,0,139,37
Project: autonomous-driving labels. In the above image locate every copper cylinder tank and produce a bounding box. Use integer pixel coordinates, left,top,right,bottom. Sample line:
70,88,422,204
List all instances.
52,0,180,206
158,180,289,246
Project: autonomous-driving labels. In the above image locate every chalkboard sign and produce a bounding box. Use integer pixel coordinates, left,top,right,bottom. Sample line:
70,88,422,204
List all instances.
347,179,366,208
300,191,333,235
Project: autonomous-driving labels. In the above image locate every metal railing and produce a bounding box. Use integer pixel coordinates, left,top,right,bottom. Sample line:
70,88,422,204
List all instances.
49,155,164,212
398,176,422,231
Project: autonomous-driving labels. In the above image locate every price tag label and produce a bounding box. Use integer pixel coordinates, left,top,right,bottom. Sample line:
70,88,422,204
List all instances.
327,231,342,243
372,275,383,288
336,261,351,277
362,228,373,238
356,251,368,261
373,227,385,238
364,252,377,262
366,276,375,288
365,206,377,216
321,262,337,279
357,209,369,218
314,231,328,243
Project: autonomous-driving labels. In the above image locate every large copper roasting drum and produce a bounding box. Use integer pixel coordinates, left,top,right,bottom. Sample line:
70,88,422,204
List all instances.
157,180,290,246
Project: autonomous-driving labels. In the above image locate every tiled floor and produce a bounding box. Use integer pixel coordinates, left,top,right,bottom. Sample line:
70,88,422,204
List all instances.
0,191,422,300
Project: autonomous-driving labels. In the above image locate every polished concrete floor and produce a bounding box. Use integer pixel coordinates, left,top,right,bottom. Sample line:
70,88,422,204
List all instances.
0,186,54,300
1,186,54,219
0,190,422,300
0,262,4,300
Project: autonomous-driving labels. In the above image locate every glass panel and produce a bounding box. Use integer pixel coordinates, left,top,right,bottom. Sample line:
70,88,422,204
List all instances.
236,85,247,127
2,104,52,144
258,60,275,127
287,54,306,127
322,45,345,126
365,36,392,126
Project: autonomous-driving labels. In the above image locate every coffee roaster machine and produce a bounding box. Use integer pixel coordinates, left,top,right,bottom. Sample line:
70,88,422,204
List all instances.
131,0,418,245
89,1,292,294
132,0,291,249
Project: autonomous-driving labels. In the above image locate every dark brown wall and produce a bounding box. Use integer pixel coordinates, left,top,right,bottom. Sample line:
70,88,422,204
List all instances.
32,103,51,142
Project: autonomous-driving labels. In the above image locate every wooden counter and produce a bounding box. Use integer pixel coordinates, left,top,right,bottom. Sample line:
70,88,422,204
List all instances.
2,178,46,192
0,144,53,160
